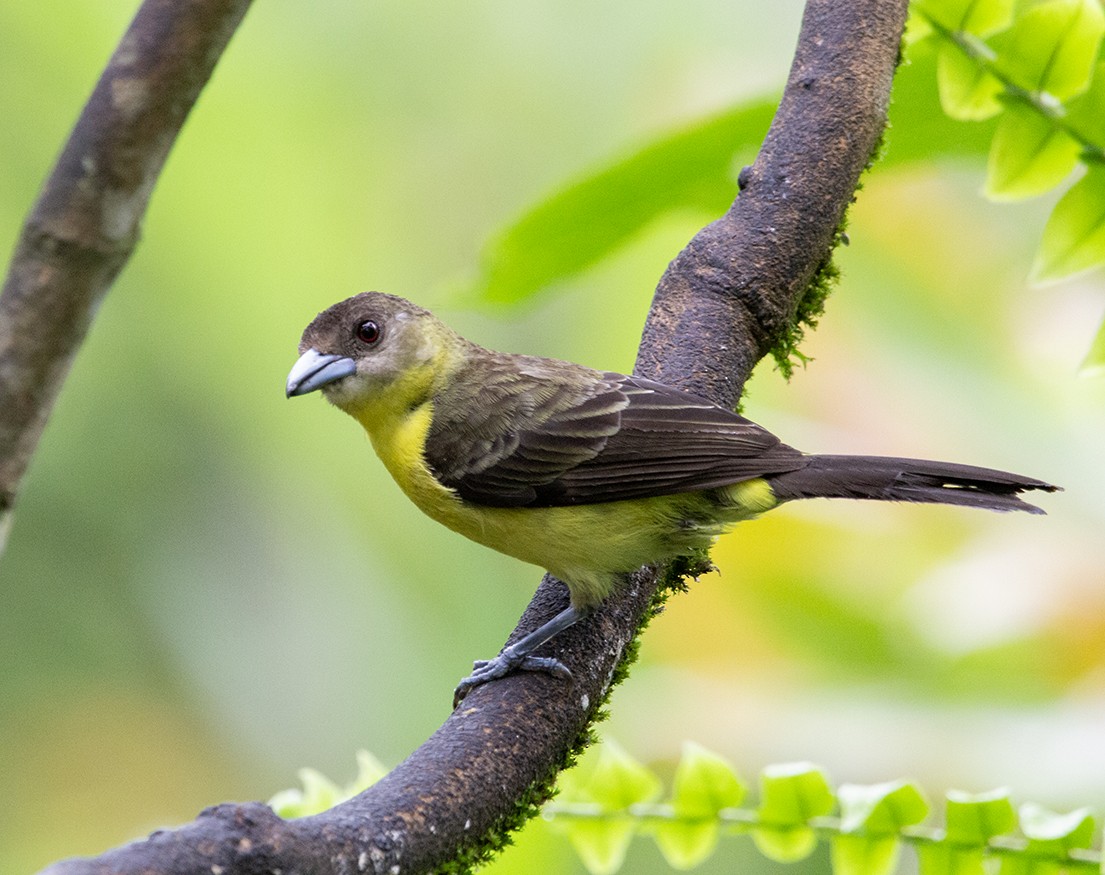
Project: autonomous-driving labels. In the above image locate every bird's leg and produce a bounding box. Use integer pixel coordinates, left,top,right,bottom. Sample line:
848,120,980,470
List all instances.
453,604,585,708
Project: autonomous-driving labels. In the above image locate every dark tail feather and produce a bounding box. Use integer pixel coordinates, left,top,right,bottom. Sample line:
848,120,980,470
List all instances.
766,455,1059,514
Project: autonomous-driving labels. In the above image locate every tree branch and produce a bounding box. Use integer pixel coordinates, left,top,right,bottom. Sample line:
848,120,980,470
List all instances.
34,1,908,873
0,0,252,550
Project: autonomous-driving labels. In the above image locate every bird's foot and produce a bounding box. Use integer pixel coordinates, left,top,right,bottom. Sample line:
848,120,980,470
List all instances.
452,604,584,708
453,648,572,708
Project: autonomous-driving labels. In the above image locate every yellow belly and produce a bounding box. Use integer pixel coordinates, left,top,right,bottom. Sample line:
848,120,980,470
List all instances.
364,401,775,608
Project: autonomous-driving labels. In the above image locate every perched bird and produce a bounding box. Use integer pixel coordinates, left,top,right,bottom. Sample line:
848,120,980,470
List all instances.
286,292,1057,703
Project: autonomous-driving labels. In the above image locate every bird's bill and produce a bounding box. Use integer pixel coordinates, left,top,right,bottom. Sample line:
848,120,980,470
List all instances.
286,348,357,397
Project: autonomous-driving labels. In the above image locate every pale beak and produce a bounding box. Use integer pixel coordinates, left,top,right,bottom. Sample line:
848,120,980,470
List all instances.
286,348,357,397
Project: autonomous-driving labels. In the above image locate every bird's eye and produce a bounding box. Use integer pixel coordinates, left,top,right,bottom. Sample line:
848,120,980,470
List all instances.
356,320,382,345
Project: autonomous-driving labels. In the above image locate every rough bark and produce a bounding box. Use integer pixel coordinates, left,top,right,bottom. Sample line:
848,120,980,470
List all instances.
26,1,909,872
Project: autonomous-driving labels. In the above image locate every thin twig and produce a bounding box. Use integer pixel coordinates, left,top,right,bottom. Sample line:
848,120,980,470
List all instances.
0,0,252,550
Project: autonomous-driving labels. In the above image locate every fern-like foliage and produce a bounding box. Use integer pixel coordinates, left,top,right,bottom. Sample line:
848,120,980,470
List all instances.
270,744,1100,875
546,740,1099,875
910,0,1105,374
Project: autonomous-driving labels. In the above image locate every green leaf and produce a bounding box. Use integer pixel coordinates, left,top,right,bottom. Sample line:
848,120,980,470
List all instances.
998,0,1105,99
916,843,989,875
669,742,746,818
1064,60,1105,142
1079,314,1105,375
916,789,1018,875
937,41,1005,120
905,10,936,46
753,763,835,863
834,782,926,875
994,856,1045,875
944,787,1017,845
985,103,1081,200
915,0,1015,35
1019,802,1096,855
468,100,775,305
467,40,1013,309
268,767,343,819
831,834,902,875
652,743,744,870
757,762,836,825
578,739,663,811
468,46,995,308
652,821,720,871
267,751,387,819
563,819,636,875
555,742,659,875
1033,164,1105,281
888,44,996,164
833,782,928,875
754,825,821,864
838,780,930,835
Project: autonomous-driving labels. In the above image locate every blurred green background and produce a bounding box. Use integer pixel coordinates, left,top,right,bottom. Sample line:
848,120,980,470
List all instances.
2,2,1104,873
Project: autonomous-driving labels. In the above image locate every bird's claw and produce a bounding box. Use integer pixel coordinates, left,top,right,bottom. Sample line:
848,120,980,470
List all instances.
453,651,572,708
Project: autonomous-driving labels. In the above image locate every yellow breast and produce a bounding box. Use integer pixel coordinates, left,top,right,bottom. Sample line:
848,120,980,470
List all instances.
354,396,771,609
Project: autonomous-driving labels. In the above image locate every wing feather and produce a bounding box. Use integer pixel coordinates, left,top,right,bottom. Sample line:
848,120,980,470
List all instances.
424,355,806,507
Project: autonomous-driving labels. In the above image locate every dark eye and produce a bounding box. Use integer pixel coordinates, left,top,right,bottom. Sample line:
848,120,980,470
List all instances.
356,320,381,345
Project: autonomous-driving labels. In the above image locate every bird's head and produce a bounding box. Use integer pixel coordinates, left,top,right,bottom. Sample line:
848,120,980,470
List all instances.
286,292,459,416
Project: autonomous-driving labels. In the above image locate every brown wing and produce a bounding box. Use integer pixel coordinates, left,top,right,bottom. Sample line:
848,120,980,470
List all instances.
424,353,806,508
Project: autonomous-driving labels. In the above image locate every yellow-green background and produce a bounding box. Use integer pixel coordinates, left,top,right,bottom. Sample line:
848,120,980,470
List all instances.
2,2,1103,873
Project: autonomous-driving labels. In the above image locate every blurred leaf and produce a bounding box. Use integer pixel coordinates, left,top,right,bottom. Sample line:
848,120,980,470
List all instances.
905,10,937,46
832,782,927,875
1018,802,1096,852
267,750,387,819
1065,61,1105,140
753,762,835,862
740,569,923,677
937,42,1005,120
470,45,1001,309
669,742,746,818
470,100,775,305
993,856,1047,875
1032,164,1105,281
985,104,1080,200
915,0,1015,35
917,790,1017,875
554,742,659,875
838,780,930,835
831,834,902,875
269,767,343,819
997,0,1105,99
582,739,663,811
653,743,744,869
562,819,635,875
994,805,1096,874
916,843,989,875
758,762,836,825
888,43,997,162
652,819,719,870
753,823,820,863
945,787,1017,844
1078,314,1105,375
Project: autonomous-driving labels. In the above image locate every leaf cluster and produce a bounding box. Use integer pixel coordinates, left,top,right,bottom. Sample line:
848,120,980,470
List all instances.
911,0,1105,370
546,741,1100,875
268,745,1102,875
462,0,1105,375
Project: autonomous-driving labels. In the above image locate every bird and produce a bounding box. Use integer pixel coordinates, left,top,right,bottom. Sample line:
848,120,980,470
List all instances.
286,291,1057,704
